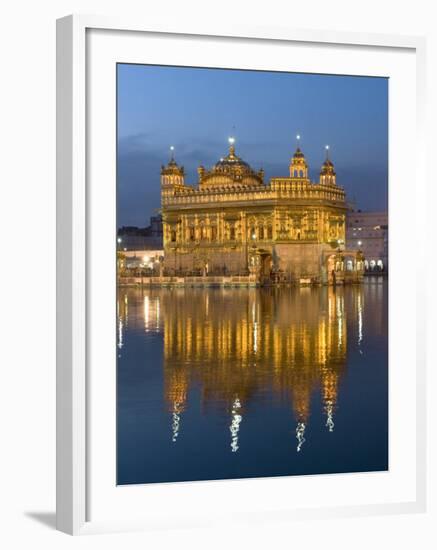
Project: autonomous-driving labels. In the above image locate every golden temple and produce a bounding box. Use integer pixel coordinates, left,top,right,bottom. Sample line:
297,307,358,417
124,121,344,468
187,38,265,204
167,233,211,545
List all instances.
161,138,364,284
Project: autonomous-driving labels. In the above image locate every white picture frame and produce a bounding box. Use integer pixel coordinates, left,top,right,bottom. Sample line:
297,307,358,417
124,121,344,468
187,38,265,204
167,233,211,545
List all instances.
56,14,427,535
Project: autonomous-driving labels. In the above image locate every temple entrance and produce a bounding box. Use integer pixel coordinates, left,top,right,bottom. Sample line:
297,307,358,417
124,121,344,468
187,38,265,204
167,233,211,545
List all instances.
260,253,272,279
257,250,273,282
248,248,272,283
326,254,336,284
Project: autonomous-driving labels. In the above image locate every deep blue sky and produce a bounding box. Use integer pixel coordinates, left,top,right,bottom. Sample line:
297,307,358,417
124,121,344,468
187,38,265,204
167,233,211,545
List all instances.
117,64,388,227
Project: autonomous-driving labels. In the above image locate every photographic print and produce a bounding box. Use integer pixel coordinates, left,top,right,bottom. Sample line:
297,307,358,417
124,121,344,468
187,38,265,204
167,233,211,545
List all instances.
116,64,388,485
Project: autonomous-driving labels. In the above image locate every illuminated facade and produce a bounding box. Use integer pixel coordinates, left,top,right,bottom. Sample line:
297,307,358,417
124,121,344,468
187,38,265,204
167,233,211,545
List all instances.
161,139,364,284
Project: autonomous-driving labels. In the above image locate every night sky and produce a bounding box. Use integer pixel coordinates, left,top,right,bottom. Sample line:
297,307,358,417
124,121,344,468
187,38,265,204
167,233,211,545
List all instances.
117,64,388,227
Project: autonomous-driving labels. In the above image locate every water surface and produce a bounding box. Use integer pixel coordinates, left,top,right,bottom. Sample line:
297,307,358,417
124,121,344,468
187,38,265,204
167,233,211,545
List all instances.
117,281,388,484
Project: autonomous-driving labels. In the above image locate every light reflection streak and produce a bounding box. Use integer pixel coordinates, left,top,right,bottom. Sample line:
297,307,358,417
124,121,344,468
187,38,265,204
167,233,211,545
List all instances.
171,402,182,443
325,402,335,432
230,397,242,452
296,422,306,452
144,295,150,332
156,298,160,332
253,321,258,353
118,317,124,349
357,292,363,347
117,292,128,350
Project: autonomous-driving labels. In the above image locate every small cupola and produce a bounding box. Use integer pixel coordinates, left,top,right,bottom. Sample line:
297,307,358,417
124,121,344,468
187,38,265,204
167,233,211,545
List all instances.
319,145,336,186
289,135,309,178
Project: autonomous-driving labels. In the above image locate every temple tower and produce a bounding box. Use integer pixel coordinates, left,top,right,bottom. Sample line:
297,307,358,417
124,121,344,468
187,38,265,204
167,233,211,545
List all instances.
319,145,337,186
160,146,185,193
289,135,309,179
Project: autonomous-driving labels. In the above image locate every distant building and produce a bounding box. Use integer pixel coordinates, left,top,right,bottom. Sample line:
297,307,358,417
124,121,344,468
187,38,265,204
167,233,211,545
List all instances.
346,211,388,272
117,215,163,252
150,215,163,236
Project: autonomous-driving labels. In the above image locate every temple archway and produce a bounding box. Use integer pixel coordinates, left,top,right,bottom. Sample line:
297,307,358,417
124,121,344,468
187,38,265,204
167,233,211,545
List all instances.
260,253,272,279
326,254,336,284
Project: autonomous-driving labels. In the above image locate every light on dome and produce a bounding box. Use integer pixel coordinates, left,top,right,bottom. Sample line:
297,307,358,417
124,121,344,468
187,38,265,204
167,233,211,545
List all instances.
170,145,174,151
228,137,235,144
325,144,330,150
296,134,301,140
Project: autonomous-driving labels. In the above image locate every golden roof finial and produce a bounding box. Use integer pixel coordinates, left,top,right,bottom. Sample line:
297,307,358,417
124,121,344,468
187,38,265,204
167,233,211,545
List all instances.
296,133,301,150
228,136,236,157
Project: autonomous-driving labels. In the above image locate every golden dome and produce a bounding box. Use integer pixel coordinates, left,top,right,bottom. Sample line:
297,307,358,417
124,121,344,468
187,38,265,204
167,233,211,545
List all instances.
320,157,336,176
214,144,251,171
292,147,306,160
319,147,337,186
199,139,264,188
161,157,185,176
289,146,309,178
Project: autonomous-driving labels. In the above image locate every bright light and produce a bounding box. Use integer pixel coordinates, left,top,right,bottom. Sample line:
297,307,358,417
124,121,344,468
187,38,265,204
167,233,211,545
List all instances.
296,134,301,140
230,398,242,453
296,422,306,452
325,144,330,150
170,145,174,151
326,403,335,432
117,237,122,243
143,256,149,264
358,240,362,246
228,136,235,145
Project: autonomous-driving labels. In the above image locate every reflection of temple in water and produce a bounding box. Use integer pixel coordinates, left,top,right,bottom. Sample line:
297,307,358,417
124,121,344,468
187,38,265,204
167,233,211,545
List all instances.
118,286,353,453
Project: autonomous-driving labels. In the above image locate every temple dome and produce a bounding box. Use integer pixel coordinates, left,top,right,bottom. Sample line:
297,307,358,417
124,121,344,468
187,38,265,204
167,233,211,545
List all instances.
319,148,337,186
293,147,306,159
198,139,264,187
289,145,309,178
320,158,336,175
161,157,184,176
214,144,251,171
